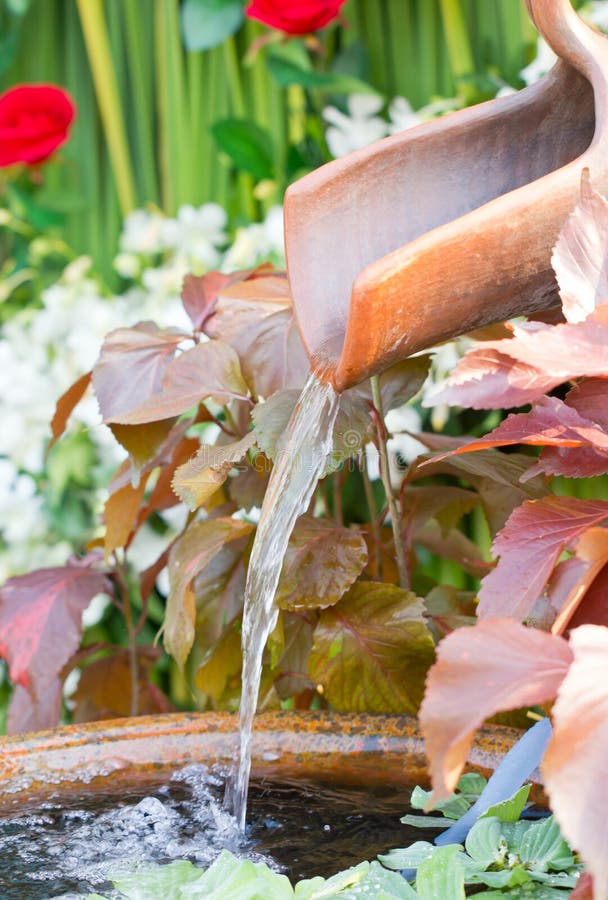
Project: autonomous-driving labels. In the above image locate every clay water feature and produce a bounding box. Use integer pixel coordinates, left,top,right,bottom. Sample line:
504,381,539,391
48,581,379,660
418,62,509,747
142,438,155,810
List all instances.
230,0,608,828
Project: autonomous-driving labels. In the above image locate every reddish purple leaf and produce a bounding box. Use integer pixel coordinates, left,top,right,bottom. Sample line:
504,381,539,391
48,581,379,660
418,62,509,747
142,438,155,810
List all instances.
420,619,572,803
552,170,608,323
93,322,190,421
0,564,111,731
543,625,608,898
566,564,608,631
566,377,608,428
205,271,310,398
8,681,63,734
104,341,249,425
181,271,232,330
478,496,608,621
424,347,559,410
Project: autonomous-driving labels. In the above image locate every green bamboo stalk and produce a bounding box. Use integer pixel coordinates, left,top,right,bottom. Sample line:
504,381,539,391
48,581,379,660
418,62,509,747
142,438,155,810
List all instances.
438,0,476,102
360,2,390,95
123,0,159,205
75,0,136,216
416,0,442,106
223,35,257,220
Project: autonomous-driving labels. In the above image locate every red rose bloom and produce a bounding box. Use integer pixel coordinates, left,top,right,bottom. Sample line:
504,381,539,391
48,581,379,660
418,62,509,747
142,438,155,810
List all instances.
0,84,76,168
245,0,346,34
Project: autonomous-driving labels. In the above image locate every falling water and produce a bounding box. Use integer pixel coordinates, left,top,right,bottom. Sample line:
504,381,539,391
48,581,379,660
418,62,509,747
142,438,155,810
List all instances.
228,371,340,829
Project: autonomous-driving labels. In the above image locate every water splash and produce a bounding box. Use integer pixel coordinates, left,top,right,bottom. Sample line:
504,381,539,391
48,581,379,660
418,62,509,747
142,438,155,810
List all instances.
228,372,340,829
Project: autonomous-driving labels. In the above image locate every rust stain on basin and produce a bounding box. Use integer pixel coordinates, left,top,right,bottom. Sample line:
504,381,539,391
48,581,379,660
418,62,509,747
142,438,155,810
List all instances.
0,712,545,810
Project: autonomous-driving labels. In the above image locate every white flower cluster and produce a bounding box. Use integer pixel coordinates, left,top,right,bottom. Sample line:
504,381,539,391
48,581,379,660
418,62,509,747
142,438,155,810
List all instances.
0,204,285,580
322,94,460,158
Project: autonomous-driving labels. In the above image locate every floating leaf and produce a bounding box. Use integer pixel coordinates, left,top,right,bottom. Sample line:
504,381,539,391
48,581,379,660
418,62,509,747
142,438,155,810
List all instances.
0,563,111,732
481,784,531,823
552,170,608,324
465,817,502,868
165,519,253,668
477,496,608,621
172,432,256,510
275,516,367,610
419,619,572,803
308,582,435,713
543,625,608,899
416,844,466,900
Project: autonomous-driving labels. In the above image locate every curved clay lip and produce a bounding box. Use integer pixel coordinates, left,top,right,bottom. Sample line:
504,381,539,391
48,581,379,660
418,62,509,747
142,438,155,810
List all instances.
285,0,607,391
0,711,545,810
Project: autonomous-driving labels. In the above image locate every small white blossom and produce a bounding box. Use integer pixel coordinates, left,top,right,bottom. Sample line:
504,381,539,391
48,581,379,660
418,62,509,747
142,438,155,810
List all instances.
120,209,166,255
520,38,557,85
387,97,422,134
584,1,608,30
323,94,388,158
114,252,141,279
160,203,227,268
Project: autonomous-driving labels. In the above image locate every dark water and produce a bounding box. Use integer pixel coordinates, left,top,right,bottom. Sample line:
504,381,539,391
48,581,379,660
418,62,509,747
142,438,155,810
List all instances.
0,765,430,898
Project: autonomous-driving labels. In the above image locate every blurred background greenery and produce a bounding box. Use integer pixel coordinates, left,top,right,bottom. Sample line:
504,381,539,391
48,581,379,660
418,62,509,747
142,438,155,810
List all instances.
0,0,539,283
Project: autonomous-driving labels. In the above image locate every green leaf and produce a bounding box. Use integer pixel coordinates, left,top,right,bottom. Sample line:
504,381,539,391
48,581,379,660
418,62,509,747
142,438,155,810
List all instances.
294,861,369,898
481,784,532,823
337,862,419,898
275,516,368,611
181,0,244,51
266,42,377,94
378,841,437,871
468,868,530,889
109,859,204,898
399,814,451,830
308,582,435,713
518,816,572,872
464,817,503,867
472,886,571,898
212,118,275,181
410,785,470,821
415,844,466,900
178,849,294,899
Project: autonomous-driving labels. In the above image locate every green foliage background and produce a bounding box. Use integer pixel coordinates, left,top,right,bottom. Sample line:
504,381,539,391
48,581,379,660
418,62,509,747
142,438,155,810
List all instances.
0,0,536,282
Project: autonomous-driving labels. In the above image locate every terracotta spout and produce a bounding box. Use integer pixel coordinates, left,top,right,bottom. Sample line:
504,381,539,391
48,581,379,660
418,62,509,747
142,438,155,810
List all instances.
284,0,606,392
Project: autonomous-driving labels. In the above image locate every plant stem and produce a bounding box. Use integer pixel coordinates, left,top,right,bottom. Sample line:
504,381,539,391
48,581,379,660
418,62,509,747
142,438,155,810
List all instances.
332,469,343,526
438,0,476,103
361,454,383,581
370,376,409,589
75,0,136,216
114,559,140,717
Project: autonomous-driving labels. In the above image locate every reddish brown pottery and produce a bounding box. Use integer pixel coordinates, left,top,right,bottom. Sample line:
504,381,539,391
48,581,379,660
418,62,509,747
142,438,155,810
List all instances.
0,711,543,813
285,0,607,390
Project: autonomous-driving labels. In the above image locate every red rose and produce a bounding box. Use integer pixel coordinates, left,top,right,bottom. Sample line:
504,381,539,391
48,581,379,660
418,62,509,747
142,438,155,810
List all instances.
245,0,346,34
0,84,76,168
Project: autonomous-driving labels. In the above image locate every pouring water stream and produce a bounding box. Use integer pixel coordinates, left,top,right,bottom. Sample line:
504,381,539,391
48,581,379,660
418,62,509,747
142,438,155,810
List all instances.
227,371,340,829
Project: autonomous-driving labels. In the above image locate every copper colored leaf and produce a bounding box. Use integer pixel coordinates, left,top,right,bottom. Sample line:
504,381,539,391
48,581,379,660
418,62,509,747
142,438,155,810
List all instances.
195,624,243,704
251,389,298,460
449,396,608,460
552,170,608,323
93,322,189,421
542,625,608,898
424,347,559,410
165,518,254,668
104,341,249,425
110,420,178,473
0,564,110,731
566,377,608,429
550,527,608,634
566,564,608,630
140,436,201,518
205,271,310,397
103,473,149,558
420,619,572,803
416,521,488,579
195,534,251,647
181,271,236,331
401,486,479,536
477,497,608,621
72,647,172,722
48,371,91,453
172,432,256,510
275,516,368,611
308,581,435,714
273,612,315,700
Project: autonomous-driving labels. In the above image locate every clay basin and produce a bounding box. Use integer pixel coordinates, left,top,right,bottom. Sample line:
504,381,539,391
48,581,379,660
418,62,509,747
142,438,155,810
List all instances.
0,710,542,808
285,0,607,390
